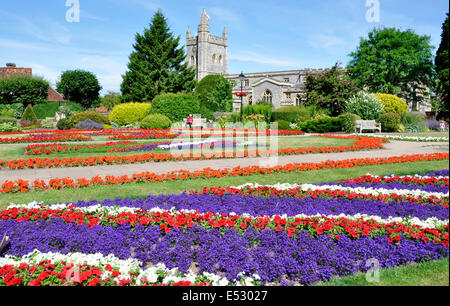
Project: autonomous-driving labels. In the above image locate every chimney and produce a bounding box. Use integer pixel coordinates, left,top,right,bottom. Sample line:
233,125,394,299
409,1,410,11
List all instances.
6,63,16,68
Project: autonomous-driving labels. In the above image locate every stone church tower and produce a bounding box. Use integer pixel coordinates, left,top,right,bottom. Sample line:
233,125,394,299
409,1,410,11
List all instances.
186,9,228,80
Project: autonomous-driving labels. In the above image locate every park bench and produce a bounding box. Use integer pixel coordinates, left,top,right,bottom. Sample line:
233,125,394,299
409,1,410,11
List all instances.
355,120,382,133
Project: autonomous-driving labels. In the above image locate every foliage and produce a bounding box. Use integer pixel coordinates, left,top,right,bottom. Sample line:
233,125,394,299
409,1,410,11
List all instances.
56,70,102,109
374,93,407,115
69,110,110,126
347,27,434,110
33,102,83,119
101,91,122,111
0,103,23,119
271,106,304,123
56,118,74,130
194,75,233,113
345,91,384,120
40,118,55,129
108,102,151,126
304,63,360,116
242,104,273,122
338,113,361,133
0,116,17,124
75,119,104,130
0,122,20,132
21,105,38,125
121,10,196,103
379,112,401,132
150,93,200,123
140,114,172,129
400,112,427,133
0,76,49,106
434,13,449,119
300,117,343,133
274,120,290,130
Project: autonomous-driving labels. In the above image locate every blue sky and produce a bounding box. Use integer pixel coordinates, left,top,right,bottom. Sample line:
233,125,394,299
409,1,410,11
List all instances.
0,0,448,95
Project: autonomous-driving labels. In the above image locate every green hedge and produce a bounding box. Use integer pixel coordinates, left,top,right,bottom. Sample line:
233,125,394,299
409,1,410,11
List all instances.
338,113,361,133
151,93,200,123
0,76,49,106
300,117,343,133
33,102,83,119
140,114,172,129
271,106,303,123
379,112,401,132
242,104,273,122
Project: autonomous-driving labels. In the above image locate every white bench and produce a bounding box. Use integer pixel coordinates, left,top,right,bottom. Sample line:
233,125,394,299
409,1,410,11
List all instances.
355,120,382,133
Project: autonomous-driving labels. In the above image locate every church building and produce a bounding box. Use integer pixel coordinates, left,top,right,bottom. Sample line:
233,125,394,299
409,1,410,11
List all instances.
186,9,327,112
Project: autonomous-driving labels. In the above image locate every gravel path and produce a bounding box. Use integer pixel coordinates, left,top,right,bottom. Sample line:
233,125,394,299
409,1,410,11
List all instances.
0,140,448,183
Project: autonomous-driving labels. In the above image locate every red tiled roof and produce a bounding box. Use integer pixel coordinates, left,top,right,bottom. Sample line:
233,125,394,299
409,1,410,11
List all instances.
0,67,32,78
47,87,66,102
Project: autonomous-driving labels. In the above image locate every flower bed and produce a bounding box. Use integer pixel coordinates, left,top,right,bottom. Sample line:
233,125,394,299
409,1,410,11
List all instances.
25,141,137,156
0,168,448,286
0,135,92,144
354,134,449,142
1,153,448,194
0,135,387,170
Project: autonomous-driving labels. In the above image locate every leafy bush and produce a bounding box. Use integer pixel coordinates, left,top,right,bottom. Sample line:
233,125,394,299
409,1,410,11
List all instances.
300,116,343,133
108,102,151,126
70,110,110,126
374,93,408,115
40,118,55,129
272,106,303,123
379,112,401,132
56,118,74,130
0,116,17,124
401,112,427,132
21,105,38,125
101,91,122,111
33,102,83,119
140,114,172,129
0,122,20,132
274,120,291,130
75,119,104,130
0,76,49,106
151,94,200,123
195,75,233,113
0,103,23,119
56,70,102,109
338,113,361,133
242,105,273,122
345,91,384,120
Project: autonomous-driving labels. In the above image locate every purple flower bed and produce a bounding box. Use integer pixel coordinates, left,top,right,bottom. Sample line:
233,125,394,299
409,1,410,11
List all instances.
0,219,447,285
71,193,449,221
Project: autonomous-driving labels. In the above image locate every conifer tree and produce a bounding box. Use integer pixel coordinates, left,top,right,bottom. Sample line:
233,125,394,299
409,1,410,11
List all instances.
121,10,196,102
434,12,449,119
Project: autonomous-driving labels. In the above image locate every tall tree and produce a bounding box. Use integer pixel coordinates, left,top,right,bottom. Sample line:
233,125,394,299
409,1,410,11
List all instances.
56,70,102,109
434,12,449,119
121,10,196,103
347,27,434,111
304,63,360,117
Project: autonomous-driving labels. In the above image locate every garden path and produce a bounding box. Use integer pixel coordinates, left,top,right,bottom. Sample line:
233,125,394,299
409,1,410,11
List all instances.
1,139,448,184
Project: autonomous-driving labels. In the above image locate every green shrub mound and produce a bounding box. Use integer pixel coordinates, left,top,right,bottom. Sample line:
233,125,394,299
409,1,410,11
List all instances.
56,118,74,130
21,105,38,125
194,75,233,114
108,102,151,127
274,120,291,130
272,106,303,123
0,122,20,132
40,118,55,129
339,113,361,133
300,117,343,133
379,112,401,132
140,114,172,129
70,110,110,126
345,91,384,120
0,116,17,124
374,93,408,115
151,94,200,123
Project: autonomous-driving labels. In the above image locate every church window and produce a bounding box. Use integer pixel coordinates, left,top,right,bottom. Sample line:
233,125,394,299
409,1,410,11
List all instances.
191,56,195,65
218,55,222,65
244,79,249,87
295,94,303,106
212,54,216,63
262,89,272,104
285,93,291,100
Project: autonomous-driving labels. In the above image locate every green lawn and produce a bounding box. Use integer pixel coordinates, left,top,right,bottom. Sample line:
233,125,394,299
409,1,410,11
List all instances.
1,159,447,209
315,258,449,286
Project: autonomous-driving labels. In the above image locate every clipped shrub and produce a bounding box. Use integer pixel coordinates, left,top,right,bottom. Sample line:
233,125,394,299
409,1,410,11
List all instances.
140,114,172,129
274,120,291,130
338,113,361,133
300,117,343,133
271,106,303,123
345,91,384,120
401,112,427,133
56,118,74,130
76,119,104,130
379,112,401,132
21,105,38,125
40,118,55,129
109,102,151,126
374,93,408,115
151,94,200,123
69,110,109,126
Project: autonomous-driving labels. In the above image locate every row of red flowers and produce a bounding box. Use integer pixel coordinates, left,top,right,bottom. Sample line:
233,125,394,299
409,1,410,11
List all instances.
191,186,448,207
1,153,448,193
25,141,137,156
339,174,449,187
0,135,92,144
0,135,387,170
1,206,448,245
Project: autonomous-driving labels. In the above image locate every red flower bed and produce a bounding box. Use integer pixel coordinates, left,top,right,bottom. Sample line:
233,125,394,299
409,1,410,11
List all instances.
1,153,448,193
